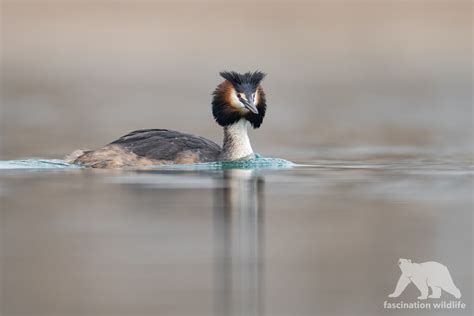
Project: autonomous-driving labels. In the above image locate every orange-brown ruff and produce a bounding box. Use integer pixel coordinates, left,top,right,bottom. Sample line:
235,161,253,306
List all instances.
67,71,267,168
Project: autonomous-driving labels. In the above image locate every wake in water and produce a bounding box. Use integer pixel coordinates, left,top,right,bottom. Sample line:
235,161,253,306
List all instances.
0,154,294,170
0,159,80,170
149,154,294,170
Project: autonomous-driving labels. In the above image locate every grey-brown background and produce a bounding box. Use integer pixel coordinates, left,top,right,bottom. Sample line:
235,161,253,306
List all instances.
1,0,472,160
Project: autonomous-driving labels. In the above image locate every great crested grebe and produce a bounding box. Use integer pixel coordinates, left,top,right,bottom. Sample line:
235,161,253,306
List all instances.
66,71,267,168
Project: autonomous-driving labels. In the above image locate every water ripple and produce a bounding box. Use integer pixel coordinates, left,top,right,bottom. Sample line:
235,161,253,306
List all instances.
0,155,294,170
0,159,80,169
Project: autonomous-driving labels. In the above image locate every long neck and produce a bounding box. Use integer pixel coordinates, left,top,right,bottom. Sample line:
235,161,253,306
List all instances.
219,119,254,161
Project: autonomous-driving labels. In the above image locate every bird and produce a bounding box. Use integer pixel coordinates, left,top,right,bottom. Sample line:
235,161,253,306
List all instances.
65,71,267,168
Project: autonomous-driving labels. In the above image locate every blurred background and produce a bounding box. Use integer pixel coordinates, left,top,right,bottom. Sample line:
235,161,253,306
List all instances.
1,0,472,161
0,1,472,316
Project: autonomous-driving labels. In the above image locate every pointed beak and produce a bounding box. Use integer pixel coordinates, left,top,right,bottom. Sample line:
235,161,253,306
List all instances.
243,94,259,114
244,101,259,114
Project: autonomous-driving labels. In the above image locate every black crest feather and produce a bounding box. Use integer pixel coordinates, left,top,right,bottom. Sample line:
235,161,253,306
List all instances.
219,71,266,89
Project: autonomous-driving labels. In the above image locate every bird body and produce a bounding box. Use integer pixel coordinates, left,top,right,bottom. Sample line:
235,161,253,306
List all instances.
67,71,267,168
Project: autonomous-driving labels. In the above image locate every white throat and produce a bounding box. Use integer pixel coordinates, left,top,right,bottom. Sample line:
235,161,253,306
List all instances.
220,119,254,161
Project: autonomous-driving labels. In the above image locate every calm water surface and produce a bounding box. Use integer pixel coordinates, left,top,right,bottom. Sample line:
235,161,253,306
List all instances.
0,155,472,316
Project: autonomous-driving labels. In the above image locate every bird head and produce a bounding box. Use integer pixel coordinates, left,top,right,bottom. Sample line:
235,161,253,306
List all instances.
212,71,267,128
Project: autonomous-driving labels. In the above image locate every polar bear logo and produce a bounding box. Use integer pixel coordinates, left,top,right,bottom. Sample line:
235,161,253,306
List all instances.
388,258,461,300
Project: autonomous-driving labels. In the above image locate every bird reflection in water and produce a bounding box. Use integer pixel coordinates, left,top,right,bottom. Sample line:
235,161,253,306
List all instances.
213,169,265,316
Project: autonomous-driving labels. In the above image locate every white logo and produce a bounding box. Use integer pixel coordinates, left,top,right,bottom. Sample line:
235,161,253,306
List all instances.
388,258,461,300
